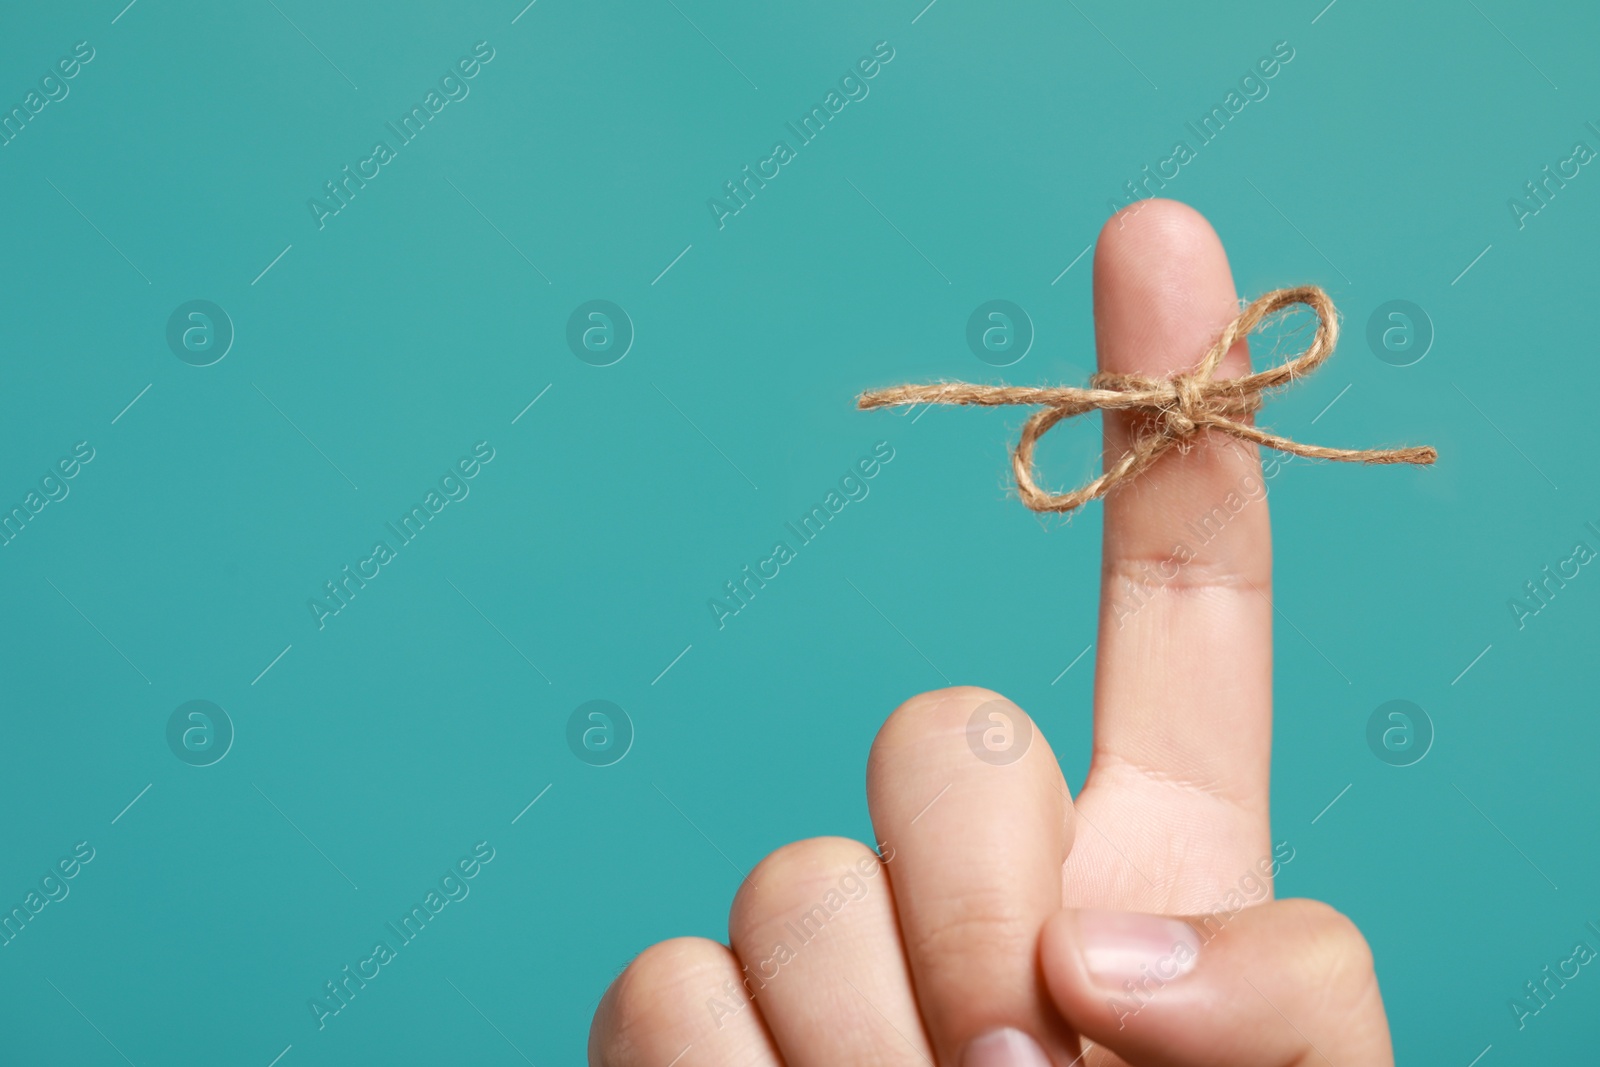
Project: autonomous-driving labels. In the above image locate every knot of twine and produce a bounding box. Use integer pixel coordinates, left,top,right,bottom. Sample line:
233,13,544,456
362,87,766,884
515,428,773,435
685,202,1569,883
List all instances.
858,286,1438,514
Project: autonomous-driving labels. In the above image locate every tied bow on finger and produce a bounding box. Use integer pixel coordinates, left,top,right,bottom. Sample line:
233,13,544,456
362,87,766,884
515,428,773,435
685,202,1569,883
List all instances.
857,286,1437,514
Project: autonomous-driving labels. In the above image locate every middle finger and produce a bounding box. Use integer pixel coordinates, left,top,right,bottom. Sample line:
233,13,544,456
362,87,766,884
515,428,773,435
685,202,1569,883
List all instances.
867,686,1079,1065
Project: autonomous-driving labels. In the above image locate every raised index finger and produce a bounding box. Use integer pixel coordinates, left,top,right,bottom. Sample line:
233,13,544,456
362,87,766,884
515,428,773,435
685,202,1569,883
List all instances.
1081,200,1275,874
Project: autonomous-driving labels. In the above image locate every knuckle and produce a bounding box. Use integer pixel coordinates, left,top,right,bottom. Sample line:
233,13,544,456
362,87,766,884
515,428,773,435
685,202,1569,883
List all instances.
731,837,886,940
902,885,1036,962
1266,900,1388,1051
1103,552,1259,598
1282,898,1377,983
591,937,735,1064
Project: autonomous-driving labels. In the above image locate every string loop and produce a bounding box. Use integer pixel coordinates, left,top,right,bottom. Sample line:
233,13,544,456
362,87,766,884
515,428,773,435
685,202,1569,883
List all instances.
857,286,1438,514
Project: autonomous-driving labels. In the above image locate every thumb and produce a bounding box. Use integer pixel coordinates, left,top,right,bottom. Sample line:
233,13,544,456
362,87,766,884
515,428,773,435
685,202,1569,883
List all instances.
1039,899,1393,1067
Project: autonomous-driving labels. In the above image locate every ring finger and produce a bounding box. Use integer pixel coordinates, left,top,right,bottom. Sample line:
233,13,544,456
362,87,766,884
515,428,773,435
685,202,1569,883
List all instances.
728,836,934,1066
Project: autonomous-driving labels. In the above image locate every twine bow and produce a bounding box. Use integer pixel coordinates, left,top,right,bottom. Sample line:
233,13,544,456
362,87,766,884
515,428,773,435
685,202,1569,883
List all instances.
858,286,1437,514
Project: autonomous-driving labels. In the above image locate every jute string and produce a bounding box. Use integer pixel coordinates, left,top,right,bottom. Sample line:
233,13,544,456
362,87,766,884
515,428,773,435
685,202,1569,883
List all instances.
857,286,1437,514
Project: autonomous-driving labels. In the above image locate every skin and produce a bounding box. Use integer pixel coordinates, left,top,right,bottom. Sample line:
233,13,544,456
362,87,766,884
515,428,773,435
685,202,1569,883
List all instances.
589,200,1394,1067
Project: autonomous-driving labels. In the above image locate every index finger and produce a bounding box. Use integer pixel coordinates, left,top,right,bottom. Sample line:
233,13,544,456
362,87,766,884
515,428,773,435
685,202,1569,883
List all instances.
1083,200,1275,858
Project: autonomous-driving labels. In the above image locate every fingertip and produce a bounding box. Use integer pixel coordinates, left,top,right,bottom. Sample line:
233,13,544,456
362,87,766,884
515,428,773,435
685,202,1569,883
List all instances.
1093,198,1244,378
1039,909,1203,1032
868,686,1026,772
1098,198,1221,266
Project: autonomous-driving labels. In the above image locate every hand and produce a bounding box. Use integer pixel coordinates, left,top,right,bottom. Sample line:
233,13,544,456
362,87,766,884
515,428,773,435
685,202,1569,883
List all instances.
587,200,1393,1066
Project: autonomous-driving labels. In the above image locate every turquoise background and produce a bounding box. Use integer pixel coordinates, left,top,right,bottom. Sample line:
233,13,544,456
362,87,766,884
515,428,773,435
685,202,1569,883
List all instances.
1,0,1595,1062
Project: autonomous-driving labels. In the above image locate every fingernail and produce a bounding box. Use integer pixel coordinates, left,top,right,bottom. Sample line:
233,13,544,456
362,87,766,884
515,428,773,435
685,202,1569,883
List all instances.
963,1027,1051,1067
1076,909,1201,988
